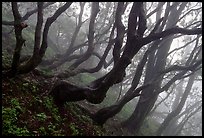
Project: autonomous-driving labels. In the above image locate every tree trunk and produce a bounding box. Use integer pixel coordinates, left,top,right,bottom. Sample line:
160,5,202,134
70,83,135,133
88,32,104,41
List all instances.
156,73,196,136
91,40,152,125
68,2,99,70
10,2,26,77
162,81,184,135
122,93,158,133
121,3,187,133
47,2,202,127
5,2,73,77
91,84,149,125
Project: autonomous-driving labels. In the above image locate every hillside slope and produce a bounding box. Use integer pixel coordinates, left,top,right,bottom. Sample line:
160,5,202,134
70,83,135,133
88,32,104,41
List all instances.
2,72,105,136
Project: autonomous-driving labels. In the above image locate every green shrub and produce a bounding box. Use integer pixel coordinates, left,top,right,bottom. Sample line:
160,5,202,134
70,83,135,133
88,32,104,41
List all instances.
69,123,81,136
2,107,30,136
38,126,47,135
10,98,23,112
36,113,47,122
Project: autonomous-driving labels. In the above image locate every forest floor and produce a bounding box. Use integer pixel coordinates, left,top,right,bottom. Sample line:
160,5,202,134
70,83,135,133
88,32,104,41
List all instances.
2,71,133,136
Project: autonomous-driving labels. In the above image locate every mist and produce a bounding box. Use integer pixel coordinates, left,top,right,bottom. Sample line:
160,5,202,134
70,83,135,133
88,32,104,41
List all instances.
2,2,202,136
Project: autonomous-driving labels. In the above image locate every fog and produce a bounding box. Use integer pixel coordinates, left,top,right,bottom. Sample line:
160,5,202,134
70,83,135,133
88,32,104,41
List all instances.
2,2,202,136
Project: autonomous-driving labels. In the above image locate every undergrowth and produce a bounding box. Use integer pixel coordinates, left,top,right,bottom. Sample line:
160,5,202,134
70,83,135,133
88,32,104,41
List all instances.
2,74,104,136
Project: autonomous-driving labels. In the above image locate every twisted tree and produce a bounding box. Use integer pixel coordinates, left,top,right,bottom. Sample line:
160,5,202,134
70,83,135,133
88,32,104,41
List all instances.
2,3,202,134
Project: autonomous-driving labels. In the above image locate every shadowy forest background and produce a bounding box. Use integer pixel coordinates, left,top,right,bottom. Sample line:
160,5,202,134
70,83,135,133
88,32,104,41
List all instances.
2,2,202,136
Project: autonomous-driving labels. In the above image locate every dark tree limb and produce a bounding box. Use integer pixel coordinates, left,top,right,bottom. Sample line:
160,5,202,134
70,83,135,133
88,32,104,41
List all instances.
39,2,72,57
64,2,86,56
146,2,165,19
142,27,202,46
137,2,147,37
126,2,141,39
112,2,126,65
91,49,202,125
33,2,44,56
149,17,164,35
74,25,116,74
9,2,26,77
156,73,196,136
49,2,202,121
91,45,154,125
68,2,100,70
159,59,202,74
91,83,151,126
16,2,72,74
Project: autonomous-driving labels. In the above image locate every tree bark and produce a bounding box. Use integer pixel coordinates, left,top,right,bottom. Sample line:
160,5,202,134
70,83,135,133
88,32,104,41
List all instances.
121,3,188,133
112,2,126,65
9,2,26,77
47,2,86,70
163,100,201,136
16,2,72,74
68,2,100,70
49,2,201,112
91,46,151,125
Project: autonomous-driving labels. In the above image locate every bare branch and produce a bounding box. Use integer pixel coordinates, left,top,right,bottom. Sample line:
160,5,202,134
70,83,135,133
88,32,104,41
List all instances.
68,2,99,69
64,2,86,56
146,2,165,19
160,59,202,74
39,2,72,57
78,25,116,73
2,2,56,26
167,36,199,57
149,17,164,35
177,7,202,24
16,2,72,74
142,27,202,46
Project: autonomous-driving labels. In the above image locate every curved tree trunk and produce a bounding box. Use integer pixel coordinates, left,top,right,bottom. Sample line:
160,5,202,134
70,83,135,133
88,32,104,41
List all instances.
48,2,201,124
68,2,100,70
91,84,149,125
121,3,187,133
122,92,158,133
3,2,73,78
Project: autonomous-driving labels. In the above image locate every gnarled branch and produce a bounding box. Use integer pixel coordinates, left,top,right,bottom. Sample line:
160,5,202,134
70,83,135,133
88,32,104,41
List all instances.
2,2,56,26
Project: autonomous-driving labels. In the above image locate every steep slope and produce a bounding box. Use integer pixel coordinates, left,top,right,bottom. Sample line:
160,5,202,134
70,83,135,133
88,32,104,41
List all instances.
2,71,105,136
